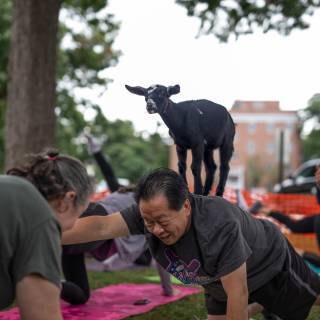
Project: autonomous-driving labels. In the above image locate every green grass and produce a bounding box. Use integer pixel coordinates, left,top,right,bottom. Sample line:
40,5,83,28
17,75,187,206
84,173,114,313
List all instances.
88,268,320,320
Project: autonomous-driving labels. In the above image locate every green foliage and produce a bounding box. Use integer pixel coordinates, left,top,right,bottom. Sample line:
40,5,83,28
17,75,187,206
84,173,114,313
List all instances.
175,0,320,41
55,1,170,183
301,93,320,123
58,1,120,88
85,113,169,183
56,2,169,182
300,94,320,160
56,0,120,156
302,129,320,160
56,89,88,159
0,0,169,179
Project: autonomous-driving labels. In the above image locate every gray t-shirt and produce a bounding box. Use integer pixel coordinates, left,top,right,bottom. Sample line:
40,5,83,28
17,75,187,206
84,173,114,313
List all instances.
0,176,61,310
121,194,287,301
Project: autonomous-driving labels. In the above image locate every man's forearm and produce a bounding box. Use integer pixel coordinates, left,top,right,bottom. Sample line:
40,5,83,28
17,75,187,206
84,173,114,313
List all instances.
226,293,248,320
62,216,108,245
61,213,130,245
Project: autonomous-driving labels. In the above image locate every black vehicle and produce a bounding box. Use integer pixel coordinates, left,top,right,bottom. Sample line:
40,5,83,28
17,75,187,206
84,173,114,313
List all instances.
273,159,320,194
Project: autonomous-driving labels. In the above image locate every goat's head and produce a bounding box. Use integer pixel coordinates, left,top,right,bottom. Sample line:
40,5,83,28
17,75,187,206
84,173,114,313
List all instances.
125,84,180,114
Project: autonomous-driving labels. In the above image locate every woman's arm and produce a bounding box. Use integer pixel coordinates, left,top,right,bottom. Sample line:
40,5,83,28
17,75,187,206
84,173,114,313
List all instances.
62,212,129,245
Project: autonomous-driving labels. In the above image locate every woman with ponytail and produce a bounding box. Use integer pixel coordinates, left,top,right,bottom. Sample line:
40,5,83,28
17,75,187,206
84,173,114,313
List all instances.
1,150,93,320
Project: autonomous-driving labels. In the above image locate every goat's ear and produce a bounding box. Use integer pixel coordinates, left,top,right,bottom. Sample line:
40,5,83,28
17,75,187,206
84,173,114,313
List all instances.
125,85,147,96
167,85,180,97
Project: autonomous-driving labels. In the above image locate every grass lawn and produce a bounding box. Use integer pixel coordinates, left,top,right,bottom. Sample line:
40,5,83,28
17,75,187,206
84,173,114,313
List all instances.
88,268,320,320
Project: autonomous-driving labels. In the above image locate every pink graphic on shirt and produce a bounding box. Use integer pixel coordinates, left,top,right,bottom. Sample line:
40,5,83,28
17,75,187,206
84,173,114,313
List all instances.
164,248,201,284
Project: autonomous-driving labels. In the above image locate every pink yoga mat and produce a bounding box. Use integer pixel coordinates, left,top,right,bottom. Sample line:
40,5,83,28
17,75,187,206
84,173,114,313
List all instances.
0,284,200,320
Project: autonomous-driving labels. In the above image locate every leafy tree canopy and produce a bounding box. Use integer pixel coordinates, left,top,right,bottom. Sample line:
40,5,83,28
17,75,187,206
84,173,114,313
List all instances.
176,0,320,41
300,94,320,160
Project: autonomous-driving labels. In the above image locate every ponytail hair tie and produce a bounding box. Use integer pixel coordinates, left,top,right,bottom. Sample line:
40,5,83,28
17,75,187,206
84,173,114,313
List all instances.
46,149,59,161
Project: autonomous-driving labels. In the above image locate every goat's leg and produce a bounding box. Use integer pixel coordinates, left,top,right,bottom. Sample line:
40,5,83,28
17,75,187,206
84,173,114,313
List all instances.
191,145,204,195
203,148,217,196
176,145,187,184
216,142,234,197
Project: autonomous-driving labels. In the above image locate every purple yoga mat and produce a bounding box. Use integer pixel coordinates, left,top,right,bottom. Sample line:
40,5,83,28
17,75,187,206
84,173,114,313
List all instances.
0,284,200,320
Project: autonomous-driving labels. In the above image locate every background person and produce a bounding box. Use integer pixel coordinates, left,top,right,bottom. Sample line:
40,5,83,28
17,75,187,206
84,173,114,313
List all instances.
316,165,320,203
249,167,320,269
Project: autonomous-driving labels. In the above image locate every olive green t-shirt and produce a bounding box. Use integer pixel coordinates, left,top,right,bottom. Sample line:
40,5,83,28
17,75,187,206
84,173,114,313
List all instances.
0,175,61,310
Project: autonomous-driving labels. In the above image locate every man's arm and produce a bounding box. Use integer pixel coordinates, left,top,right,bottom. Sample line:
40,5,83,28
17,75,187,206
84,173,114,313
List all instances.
16,274,62,320
221,263,248,320
62,212,130,245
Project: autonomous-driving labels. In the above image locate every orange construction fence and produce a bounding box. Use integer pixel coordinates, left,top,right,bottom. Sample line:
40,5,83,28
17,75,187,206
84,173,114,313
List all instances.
90,189,110,202
223,187,320,216
223,187,320,254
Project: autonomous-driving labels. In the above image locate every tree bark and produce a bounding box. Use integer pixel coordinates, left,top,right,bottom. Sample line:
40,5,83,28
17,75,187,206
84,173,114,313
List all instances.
5,0,60,170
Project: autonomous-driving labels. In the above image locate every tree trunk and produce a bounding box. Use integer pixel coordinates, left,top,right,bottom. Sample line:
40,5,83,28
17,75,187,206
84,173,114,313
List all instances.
5,0,60,170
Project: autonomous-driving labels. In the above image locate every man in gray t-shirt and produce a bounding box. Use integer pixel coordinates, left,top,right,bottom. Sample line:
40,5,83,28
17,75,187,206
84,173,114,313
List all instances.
62,168,320,320
0,176,62,317
121,194,287,299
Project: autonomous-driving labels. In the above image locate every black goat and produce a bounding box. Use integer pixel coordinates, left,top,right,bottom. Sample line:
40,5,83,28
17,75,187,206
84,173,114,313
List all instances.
125,84,235,196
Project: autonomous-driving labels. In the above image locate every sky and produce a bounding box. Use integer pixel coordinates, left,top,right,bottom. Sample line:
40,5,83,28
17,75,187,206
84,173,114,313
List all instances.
85,0,320,136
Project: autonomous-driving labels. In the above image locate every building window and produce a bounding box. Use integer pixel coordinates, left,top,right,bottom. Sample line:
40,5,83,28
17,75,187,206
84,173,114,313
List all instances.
266,123,274,133
267,142,275,154
247,141,255,155
248,123,256,134
252,101,264,110
287,123,294,131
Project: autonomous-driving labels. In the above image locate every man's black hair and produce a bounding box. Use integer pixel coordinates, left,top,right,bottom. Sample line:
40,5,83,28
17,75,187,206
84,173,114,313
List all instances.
135,168,189,210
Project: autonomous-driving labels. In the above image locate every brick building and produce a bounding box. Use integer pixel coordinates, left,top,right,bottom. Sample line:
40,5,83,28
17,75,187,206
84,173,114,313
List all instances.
230,101,301,190
169,100,301,191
